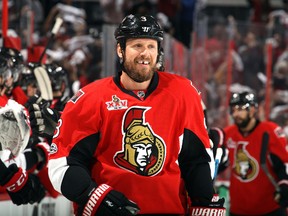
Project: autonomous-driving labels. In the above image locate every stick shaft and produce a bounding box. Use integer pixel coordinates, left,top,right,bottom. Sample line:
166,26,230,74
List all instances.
260,132,280,192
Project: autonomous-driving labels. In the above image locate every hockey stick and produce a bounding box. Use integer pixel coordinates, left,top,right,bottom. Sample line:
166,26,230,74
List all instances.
34,66,53,101
38,16,63,63
260,132,281,200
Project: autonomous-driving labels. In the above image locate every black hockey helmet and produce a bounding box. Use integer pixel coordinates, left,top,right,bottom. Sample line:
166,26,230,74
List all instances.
0,47,25,83
115,14,164,43
20,62,40,92
45,63,68,92
115,14,165,71
229,92,258,107
0,47,24,63
0,55,13,85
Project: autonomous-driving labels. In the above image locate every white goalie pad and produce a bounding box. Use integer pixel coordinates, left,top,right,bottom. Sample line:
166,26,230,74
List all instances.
0,99,30,156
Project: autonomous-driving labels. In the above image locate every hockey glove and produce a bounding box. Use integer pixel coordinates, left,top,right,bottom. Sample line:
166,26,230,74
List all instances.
276,180,288,207
190,194,226,216
79,184,140,216
25,94,50,110
24,142,50,171
29,104,60,138
0,164,46,205
53,95,69,111
34,142,50,170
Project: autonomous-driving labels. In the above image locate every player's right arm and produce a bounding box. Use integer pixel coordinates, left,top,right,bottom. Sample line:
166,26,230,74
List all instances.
48,88,139,216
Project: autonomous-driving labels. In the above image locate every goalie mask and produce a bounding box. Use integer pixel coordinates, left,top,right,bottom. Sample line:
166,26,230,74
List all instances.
0,99,30,156
0,56,13,91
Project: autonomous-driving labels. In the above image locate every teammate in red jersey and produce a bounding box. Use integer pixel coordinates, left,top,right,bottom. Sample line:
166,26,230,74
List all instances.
222,91,288,215
48,14,225,215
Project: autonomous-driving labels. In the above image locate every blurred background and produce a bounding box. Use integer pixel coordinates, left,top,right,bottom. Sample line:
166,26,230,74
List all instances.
1,0,288,215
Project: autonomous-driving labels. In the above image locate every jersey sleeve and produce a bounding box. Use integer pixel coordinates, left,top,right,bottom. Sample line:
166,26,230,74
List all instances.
177,80,215,204
267,123,288,180
48,88,101,203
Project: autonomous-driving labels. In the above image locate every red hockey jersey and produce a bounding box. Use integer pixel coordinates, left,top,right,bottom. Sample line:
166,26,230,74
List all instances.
49,71,213,214
224,121,288,215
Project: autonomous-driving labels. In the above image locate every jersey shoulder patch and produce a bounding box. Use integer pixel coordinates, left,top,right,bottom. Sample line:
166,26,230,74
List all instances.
70,89,85,104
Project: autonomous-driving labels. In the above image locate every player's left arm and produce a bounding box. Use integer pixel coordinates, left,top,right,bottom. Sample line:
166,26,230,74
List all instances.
269,125,288,207
178,83,225,214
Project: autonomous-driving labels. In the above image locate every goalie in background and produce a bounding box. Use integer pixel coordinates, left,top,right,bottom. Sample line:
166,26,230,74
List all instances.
0,99,46,205
0,47,52,204
219,91,288,215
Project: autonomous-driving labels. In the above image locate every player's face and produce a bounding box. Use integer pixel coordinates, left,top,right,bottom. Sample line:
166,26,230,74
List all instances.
122,38,158,83
132,142,153,168
230,105,252,128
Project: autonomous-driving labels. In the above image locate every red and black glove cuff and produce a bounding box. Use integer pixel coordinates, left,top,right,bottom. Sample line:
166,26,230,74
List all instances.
2,166,28,192
190,194,226,216
35,142,50,170
81,184,113,216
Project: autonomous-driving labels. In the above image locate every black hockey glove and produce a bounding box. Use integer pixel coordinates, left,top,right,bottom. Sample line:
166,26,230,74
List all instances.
190,195,226,216
78,184,140,216
0,164,46,205
25,94,50,110
29,104,60,139
53,95,69,111
276,180,288,207
24,142,50,171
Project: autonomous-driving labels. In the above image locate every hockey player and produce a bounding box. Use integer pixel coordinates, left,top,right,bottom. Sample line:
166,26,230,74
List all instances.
0,98,46,205
48,14,225,215
0,47,28,105
44,62,70,111
222,91,288,215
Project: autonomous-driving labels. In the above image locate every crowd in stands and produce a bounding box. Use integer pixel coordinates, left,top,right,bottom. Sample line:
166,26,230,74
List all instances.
1,0,288,137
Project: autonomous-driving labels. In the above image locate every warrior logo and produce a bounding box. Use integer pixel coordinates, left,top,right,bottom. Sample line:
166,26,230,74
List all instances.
106,95,128,110
114,107,166,176
233,142,259,182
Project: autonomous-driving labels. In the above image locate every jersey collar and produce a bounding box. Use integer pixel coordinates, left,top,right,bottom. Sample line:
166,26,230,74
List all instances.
113,71,159,100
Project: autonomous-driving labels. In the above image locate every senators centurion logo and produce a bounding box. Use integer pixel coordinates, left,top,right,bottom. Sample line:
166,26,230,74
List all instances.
114,107,166,176
232,141,259,182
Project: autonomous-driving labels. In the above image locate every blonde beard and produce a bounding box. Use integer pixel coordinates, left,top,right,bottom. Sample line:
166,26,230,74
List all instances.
123,61,156,83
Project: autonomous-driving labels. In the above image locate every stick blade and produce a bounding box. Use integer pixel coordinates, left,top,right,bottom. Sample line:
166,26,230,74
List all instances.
34,66,53,101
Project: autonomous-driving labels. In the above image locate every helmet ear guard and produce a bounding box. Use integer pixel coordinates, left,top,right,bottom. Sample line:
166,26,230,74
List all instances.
156,47,165,71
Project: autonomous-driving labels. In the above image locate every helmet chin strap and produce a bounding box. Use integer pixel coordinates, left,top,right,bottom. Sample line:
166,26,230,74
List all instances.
119,48,126,73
